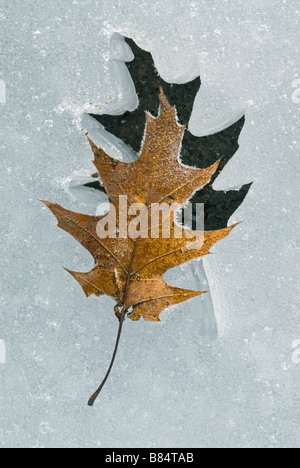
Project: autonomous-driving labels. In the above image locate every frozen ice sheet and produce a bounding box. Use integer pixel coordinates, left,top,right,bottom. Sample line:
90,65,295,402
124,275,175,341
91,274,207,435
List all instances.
0,0,299,448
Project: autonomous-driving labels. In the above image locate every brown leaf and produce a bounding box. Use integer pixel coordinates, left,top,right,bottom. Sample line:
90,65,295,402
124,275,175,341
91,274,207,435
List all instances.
42,88,239,405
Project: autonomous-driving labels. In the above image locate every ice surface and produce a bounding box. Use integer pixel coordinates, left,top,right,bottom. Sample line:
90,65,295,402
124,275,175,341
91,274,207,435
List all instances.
0,0,299,448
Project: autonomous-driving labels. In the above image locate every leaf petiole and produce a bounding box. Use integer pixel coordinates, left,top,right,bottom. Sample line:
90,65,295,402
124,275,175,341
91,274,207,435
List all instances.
88,310,126,407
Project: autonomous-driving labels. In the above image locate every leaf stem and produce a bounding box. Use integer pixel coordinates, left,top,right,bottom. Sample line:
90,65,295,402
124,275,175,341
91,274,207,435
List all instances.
88,310,126,407
88,230,140,406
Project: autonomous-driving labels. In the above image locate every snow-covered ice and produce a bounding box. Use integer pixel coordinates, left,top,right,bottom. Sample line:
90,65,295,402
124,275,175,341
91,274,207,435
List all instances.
0,0,299,448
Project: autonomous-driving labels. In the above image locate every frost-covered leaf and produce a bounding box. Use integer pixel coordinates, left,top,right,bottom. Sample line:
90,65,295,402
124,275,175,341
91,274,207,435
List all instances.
43,90,239,406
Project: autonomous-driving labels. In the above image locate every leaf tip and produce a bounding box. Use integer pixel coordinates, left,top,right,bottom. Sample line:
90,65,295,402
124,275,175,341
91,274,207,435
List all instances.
230,221,243,231
39,198,50,206
158,87,172,111
39,199,57,211
188,290,207,300
212,158,222,173
85,133,100,154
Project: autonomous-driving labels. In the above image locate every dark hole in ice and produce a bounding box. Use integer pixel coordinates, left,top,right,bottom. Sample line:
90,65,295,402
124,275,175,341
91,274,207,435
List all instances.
83,36,251,231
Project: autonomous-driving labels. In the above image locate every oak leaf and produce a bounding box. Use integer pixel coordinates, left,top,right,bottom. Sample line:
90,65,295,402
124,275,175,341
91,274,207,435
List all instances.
42,89,238,406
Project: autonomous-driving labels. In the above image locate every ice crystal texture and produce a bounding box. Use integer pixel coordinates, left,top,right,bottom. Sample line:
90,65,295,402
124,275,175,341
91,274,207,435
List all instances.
0,0,299,448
